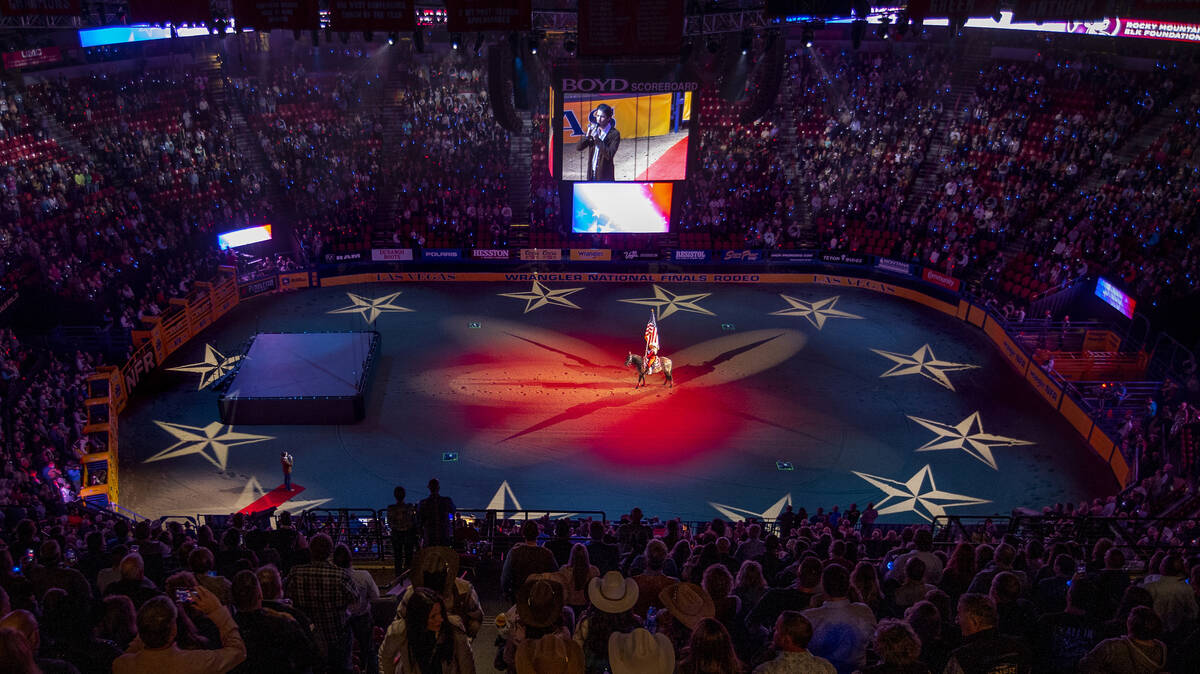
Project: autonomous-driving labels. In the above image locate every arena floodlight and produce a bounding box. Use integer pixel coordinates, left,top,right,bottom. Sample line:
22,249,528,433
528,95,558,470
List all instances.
388,33,397,46
740,29,752,54
802,25,814,48
529,34,538,54
878,16,890,40
451,33,461,50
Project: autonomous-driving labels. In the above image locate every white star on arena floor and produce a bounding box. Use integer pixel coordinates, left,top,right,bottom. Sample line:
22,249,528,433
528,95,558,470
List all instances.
167,344,242,390
328,291,413,324
498,281,584,313
709,493,793,522
907,411,1034,470
618,285,715,320
770,294,864,330
144,421,274,471
853,465,991,522
871,343,979,391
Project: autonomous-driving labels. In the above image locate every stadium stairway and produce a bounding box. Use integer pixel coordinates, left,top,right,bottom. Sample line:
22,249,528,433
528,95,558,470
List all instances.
24,97,94,164
507,111,533,226
372,74,410,243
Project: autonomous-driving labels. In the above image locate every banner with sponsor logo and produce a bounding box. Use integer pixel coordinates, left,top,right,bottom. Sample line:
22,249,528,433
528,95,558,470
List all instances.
328,0,415,31
673,250,710,263
278,272,311,290
720,250,764,263
905,0,999,20
0,0,80,15
422,249,463,261
472,249,511,261
324,251,365,264
622,250,661,261
2,47,62,70
875,257,912,276
570,248,612,261
1012,0,1109,21
1026,363,1063,408
921,268,962,292
770,250,816,262
577,0,684,57
371,248,414,262
820,251,868,266
238,274,278,299
519,248,563,261
444,0,530,32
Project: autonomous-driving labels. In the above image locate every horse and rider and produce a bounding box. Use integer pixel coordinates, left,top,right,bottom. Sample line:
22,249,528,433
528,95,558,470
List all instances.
626,309,673,388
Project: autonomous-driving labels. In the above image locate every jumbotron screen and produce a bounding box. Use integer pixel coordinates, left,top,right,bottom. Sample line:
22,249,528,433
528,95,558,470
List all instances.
552,65,697,182
572,182,673,234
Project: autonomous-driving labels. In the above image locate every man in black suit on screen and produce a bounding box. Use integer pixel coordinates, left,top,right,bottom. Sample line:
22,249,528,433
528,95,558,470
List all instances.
576,103,620,180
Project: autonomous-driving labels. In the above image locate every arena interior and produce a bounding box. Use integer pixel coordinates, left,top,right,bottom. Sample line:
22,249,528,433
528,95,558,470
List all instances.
2,2,1200,673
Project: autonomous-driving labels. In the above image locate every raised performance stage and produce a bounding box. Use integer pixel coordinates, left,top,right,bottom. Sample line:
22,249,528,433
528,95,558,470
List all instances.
218,331,380,425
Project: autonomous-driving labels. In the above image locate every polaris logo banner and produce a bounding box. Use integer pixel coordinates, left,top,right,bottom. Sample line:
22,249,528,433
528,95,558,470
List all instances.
673,250,710,262
422,249,463,260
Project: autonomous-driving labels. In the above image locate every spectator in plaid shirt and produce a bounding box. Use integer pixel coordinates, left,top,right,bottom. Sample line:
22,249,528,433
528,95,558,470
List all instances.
284,534,359,674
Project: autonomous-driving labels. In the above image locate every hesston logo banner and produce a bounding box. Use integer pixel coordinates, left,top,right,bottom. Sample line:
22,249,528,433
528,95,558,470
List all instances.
471,249,511,260
444,0,530,32
922,268,962,292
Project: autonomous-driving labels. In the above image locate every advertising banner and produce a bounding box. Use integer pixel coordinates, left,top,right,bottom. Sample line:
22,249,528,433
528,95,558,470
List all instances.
444,0,530,31
232,0,319,30
720,250,764,263
577,0,684,57
371,248,414,262
1012,0,1109,21
770,250,816,262
278,272,311,290
876,257,912,276
2,47,62,70
673,250,710,263
238,274,278,299
422,249,463,261
922,268,962,292
820,251,868,265
570,249,613,261
905,0,999,20
985,318,1031,376
328,0,415,31
1025,364,1064,408
324,251,365,264
471,249,511,260
621,250,662,261
519,248,563,261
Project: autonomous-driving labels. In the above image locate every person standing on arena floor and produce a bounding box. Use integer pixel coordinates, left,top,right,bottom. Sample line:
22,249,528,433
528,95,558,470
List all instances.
386,486,418,577
280,452,294,491
418,478,456,548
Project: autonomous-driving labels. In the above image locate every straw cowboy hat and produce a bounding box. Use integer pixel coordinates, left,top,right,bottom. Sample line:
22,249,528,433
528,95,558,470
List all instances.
517,578,565,629
515,633,585,674
659,582,715,630
411,546,459,596
587,571,639,614
608,628,674,674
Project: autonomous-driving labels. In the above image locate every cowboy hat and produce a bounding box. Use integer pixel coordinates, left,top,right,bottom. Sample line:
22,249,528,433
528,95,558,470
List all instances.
411,546,459,596
517,578,565,629
515,633,585,674
587,571,638,614
608,628,674,674
659,582,715,630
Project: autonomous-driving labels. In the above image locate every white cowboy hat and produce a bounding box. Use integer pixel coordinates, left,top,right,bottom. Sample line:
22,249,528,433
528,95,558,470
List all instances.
587,571,639,614
608,628,674,674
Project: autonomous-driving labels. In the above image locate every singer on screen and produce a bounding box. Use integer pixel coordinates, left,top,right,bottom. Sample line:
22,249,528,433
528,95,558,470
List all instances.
576,103,621,181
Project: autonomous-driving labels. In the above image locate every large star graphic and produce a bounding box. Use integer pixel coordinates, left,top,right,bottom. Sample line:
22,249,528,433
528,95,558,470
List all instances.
485,480,575,518
709,493,792,522
618,284,715,320
871,343,979,391
907,412,1034,470
144,421,274,471
167,344,242,390
498,281,584,313
236,476,331,514
770,294,864,330
328,291,413,323
853,465,991,522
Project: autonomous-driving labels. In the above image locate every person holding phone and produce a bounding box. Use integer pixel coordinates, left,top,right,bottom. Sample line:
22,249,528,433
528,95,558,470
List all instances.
576,103,621,181
113,584,247,673
280,452,294,491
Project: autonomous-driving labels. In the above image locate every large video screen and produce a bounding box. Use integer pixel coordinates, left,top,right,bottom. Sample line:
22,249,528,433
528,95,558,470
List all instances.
554,66,696,182
572,183,673,234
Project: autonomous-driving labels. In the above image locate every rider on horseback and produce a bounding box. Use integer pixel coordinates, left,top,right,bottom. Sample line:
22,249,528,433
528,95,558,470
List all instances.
644,344,659,373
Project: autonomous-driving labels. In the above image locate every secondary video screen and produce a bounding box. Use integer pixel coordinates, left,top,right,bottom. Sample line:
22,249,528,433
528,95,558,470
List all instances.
572,182,673,234
555,68,695,182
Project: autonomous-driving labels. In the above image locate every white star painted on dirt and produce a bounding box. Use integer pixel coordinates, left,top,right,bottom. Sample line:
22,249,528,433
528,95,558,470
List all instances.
328,291,413,324
618,285,715,320
871,343,979,391
853,465,991,522
709,493,793,522
907,412,1034,471
167,344,242,390
144,421,274,471
498,281,584,313
770,295,864,330
485,480,575,518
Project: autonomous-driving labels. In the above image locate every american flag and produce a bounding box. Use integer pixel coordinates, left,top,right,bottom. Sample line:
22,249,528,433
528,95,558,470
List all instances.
644,310,659,353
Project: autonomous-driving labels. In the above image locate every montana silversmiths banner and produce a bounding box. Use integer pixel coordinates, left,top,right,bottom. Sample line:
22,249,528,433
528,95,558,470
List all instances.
876,257,913,276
